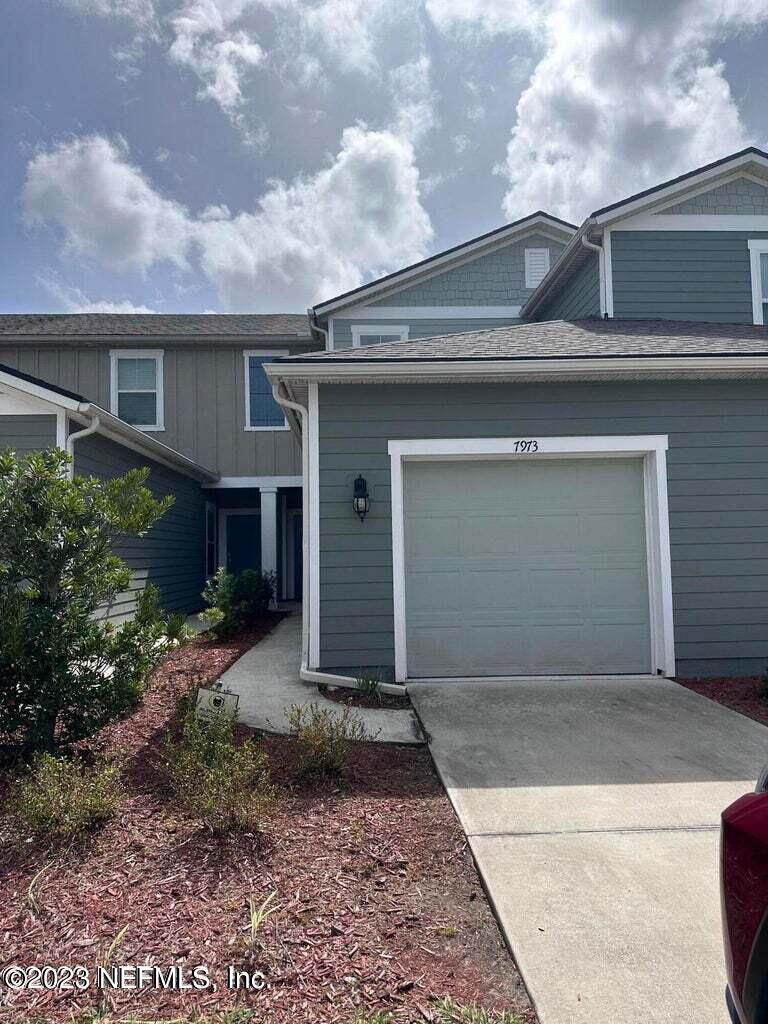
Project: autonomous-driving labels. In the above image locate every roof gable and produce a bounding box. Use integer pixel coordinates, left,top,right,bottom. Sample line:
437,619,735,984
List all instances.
312,212,577,317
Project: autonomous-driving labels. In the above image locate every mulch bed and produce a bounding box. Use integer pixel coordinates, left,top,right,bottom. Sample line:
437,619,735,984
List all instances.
676,675,768,727
319,685,412,711
0,619,534,1024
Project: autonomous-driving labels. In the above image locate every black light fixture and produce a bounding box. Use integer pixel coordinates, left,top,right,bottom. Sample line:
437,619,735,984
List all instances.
353,475,370,521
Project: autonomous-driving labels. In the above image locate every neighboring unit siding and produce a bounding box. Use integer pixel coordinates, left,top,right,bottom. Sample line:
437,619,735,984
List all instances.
331,317,521,349
73,432,206,623
611,231,768,322
0,345,305,477
318,380,768,679
367,234,566,306
663,177,768,215
0,415,57,454
536,252,601,320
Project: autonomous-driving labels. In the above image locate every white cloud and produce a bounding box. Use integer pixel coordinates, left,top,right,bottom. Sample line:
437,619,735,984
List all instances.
59,0,158,29
23,136,193,272
425,0,544,37
24,128,433,311
497,0,768,222
389,55,437,143
39,275,157,313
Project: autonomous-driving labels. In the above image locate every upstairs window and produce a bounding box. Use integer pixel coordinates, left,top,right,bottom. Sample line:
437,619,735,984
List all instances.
351,324,409,347
110,350,164,430
524,247,551,289
749,240,768,325
245,351,288,430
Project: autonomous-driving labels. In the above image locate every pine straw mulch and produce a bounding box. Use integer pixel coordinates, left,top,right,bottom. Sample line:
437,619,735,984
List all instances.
0,620,534,1024
676,675,768,727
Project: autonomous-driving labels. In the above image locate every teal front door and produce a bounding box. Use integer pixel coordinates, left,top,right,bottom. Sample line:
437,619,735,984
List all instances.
226,513,261,576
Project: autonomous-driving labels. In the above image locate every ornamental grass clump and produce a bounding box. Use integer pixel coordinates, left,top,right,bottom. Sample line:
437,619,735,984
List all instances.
163,709,277,834
8,752,123,840
285,702,373,779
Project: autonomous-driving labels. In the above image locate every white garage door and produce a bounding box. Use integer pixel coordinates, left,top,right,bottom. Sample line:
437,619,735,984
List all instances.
404,457,651,677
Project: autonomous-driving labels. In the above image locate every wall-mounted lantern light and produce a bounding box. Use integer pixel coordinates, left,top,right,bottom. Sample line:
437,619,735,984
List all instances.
353,475,370,521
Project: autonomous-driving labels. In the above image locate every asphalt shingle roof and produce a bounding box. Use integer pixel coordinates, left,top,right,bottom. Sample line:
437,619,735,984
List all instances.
278,318,768,362
0,313,311,338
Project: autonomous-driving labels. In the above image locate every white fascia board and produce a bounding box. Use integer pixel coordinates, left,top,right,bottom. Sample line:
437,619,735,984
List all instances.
594,152,768,226
336,305,522,319
206,475,303,489
265,354,768,385
0,369,82,411
313,217,575,316
388,434,668,458
611,213,768,231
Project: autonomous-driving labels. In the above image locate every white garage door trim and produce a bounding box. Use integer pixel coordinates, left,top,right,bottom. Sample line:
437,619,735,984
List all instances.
388,435,674,682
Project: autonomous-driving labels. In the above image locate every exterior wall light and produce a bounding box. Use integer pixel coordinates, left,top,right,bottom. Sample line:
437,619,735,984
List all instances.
353,475,370,521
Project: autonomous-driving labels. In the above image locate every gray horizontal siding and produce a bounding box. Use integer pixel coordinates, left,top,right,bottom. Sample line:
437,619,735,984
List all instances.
318,380,768,678
536,251,601,320
611,231,768,322
331,317,521,349
0,414,57,454
73,432,205,623
366,233,566,308
0,345,307,477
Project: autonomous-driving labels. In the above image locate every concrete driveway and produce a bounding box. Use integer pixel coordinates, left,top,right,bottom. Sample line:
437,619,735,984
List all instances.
408,675,768,1024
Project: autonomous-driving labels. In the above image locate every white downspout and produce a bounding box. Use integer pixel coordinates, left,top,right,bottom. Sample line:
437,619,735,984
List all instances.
581,233,607,318
271,382,311,672
307,307,330,350
65,408,101,478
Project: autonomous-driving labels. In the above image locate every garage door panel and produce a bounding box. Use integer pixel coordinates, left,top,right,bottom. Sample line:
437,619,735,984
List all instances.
404,458,651,677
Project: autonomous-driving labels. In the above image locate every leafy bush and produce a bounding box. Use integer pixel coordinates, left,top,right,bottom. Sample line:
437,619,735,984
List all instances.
200,567,275,638
285,702,373,779
8,752,122,839
163,709,277,833
0,448,173,753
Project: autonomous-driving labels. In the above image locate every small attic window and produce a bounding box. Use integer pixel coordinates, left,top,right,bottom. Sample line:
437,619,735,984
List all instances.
748,240,768,325
525,248,550,289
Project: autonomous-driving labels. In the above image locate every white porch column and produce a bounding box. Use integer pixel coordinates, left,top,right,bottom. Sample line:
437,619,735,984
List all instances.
259,486,279,586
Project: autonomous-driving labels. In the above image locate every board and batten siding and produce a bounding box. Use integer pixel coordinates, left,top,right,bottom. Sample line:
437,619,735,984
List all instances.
331,317,521,349
0,415,58,454
535,251,601,321
611,230,768,322
0,345,304,477
318,380,768,679
73,432,206,623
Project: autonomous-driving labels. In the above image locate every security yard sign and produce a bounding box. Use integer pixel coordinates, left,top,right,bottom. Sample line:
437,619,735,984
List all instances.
195,687,240,723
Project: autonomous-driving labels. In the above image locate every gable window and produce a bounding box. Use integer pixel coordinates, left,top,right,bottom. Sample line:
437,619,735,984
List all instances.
244,350,288,430
351,324,409,347
748,240,768,325
110,350,164,430
524,247,550,289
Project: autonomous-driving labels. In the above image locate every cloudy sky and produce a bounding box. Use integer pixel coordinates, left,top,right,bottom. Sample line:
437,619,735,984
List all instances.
3,0,768,314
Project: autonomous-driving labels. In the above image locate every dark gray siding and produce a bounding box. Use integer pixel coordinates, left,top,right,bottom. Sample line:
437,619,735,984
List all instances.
74,433,206,623
536,252,600,320
0,415,57,455
612,231,768,322
318,380,768,679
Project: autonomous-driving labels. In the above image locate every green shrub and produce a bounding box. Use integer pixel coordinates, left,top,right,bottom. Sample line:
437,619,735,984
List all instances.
285,702,373,779
0,448,173,753
163,709,277,833
8,752,122,839
355,670,383,702
200,567,275,638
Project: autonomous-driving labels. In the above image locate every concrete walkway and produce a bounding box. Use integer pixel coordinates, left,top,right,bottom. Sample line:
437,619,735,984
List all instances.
219,613,423,745
409,674,768,1024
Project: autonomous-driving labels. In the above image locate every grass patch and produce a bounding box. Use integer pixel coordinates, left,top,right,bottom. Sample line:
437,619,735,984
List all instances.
432,996,526,1023
285,701,375,779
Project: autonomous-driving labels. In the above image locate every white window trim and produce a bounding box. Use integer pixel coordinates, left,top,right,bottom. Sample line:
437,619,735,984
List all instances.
748,239,768,325
524,247,551,289
244,350,289,431
110,349,164,431
351,324,410,348
388,434,675,683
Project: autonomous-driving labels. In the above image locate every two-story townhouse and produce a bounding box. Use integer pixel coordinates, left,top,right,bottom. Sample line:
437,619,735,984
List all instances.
267,146,768,685
0,314,316,619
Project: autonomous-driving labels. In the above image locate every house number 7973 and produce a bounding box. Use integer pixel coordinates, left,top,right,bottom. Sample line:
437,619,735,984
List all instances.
513,439,539,453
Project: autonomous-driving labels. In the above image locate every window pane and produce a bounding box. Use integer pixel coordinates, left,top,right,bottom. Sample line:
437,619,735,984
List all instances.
248,356,284,427
118,391,157,425
359,333,403,346
117,357,157,390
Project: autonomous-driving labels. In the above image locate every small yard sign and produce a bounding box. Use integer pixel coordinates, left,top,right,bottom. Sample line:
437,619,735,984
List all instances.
195,686,240,723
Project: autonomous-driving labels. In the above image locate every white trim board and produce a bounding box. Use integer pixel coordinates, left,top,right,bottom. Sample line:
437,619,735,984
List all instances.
337,305,523,320
307,382,320,669
206,475,303,489
351,324,409,347
610,213,768,231
748,238,768,325
387,434,675,683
